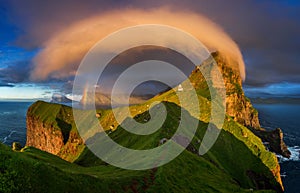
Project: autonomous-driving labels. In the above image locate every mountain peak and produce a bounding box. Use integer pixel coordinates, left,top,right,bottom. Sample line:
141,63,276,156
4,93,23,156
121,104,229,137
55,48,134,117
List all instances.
190,52,260,129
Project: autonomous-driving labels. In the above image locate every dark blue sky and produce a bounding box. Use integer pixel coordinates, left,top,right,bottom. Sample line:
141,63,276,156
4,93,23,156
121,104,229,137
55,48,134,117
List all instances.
0,0,300,99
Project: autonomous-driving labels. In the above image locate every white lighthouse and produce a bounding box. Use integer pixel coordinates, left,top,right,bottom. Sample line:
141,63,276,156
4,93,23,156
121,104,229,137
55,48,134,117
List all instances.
177,84,183,92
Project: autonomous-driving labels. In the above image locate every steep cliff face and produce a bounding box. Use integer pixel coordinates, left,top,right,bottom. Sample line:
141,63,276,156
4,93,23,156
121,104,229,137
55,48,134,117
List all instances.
26,101,84,162
213,52,261,129
26,114,64,155
204,52,289,159
189,52,261,129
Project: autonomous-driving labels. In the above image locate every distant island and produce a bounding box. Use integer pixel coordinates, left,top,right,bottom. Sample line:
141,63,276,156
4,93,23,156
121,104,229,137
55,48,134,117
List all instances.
50,93,73,103
250,97,300,104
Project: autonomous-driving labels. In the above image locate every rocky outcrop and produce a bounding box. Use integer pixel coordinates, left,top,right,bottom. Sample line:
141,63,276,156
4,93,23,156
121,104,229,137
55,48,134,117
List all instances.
225,93,260,128
254,128,291,158
26,101,83,162
191,52,261,129
12,142,22,151
26,114,64,155
212,52,261,129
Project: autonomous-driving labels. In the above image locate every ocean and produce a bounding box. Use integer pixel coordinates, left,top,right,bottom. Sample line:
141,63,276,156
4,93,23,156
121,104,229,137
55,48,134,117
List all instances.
0,101,33,146
254,103,300,193
0,101,299,192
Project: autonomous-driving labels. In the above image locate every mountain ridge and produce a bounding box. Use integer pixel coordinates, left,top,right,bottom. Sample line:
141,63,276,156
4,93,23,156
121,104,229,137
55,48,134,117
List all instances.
1,52,286,192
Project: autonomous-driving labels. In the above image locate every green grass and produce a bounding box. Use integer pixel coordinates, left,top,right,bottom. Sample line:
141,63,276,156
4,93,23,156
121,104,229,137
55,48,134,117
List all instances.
0,52,282,192
1,99,281,192
0,143,147,193
0,133,276,193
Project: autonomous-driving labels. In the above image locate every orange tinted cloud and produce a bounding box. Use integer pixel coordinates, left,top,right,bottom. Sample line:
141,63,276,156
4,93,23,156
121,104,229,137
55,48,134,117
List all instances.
30,8,245,80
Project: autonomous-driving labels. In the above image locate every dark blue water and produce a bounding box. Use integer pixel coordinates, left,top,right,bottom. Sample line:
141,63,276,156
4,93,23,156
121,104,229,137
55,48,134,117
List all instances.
0,101,33,146
254,104,300,193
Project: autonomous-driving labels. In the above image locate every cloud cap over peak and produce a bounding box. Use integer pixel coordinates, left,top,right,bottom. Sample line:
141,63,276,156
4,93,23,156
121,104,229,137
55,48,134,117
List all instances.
26,8,245,82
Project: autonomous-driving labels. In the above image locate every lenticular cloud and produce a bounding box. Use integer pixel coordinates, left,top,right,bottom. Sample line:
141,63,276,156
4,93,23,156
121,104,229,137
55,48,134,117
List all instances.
30,8,245,81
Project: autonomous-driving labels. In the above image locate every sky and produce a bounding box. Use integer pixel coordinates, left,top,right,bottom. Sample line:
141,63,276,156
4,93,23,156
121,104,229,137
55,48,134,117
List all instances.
0,0,299,99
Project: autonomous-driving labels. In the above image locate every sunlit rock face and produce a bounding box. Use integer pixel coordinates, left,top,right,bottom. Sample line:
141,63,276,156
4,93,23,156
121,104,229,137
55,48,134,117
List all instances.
221,73,260,129
26,101,84,162
190,51,261,129
26,114,64,155
214,52,260,129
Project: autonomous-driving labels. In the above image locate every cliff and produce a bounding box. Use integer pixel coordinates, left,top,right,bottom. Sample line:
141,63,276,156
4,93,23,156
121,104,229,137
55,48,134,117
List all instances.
254,128,291,158
26,114,64,155
206,52,261,129
22,52,287,192
187,52,260,130
26,101,84,162
189,52,289,159
213,53,290,158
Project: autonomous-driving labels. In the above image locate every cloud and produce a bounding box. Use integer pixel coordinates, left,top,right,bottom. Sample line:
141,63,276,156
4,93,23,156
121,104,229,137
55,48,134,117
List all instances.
244,49,300,87
26,8,245,82
96,45,196,94
6,0,300,88
0,82,14,87
0,61,31,83
244,82,300,98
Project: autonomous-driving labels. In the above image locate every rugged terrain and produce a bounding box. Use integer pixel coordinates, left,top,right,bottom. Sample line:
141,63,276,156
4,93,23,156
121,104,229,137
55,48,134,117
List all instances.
1,52,287,193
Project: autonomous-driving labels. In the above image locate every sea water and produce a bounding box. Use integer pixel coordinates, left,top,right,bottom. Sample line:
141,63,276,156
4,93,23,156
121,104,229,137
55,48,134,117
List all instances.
254,103,300,193
0,101,32,146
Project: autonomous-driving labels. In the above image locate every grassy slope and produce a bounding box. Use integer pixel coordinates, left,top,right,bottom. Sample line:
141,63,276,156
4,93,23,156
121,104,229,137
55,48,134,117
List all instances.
0,134,274,193
1,60,281,192
150,69,279,177
1,99,279,193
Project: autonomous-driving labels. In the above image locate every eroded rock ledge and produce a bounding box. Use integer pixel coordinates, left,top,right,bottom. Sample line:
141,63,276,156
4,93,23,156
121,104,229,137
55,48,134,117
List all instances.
253,128,291,158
